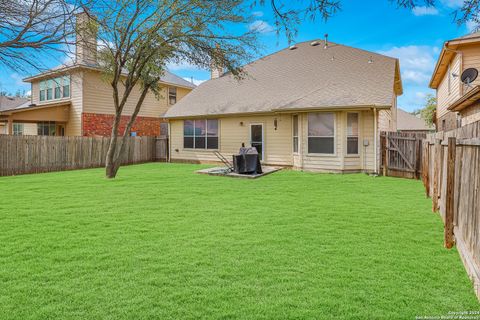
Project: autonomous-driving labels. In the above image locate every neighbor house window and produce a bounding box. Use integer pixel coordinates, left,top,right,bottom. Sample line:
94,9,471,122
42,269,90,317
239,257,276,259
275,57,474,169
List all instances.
169,87,177,105
308,112,335,154
347,113,359,155
293,115,299,153
37,121,56,136
39,75,70,102
13,123,24,136
183,119,218,149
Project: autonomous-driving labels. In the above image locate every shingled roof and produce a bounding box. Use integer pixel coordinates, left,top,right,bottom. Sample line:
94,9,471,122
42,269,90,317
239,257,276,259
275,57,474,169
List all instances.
397,108,433,131
164,40,402,118
0,96,30,112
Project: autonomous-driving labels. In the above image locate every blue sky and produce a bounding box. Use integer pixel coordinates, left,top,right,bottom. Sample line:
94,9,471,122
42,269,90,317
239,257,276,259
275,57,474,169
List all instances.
0,0,475,112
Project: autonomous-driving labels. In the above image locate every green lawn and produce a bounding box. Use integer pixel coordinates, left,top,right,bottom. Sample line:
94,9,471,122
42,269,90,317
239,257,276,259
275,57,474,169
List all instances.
0,163,478,319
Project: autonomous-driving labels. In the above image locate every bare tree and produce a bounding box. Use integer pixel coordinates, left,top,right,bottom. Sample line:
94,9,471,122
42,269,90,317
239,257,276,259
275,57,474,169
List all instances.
0,0,85,72
87,0,257,178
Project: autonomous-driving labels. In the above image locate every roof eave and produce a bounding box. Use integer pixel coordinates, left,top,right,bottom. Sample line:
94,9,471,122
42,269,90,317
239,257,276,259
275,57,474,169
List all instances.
23,64,195,89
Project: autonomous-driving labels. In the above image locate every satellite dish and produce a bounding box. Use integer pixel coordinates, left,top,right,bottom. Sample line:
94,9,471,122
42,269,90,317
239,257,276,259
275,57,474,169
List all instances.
461,68,478,85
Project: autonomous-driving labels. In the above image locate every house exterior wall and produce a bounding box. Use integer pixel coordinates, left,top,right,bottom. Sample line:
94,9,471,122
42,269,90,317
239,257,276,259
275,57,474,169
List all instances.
461,102,480,126
434,44,480,130
82,113,162,136
169,109,378,172
170,114,293,166
436,53,462,123
28,69,193,136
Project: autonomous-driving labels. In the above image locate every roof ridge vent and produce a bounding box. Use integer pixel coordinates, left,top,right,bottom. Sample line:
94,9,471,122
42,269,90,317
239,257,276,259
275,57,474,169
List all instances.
310,40,320,46
289,44,297,50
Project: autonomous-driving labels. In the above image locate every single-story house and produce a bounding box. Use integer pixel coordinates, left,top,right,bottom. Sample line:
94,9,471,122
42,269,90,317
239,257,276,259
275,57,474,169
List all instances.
397,108,434,133
164,40,402,173
0,12,195,137
430,31,480,131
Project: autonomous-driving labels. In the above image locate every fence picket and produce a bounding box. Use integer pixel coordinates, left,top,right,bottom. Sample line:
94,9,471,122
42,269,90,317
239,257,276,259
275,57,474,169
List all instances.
0,135,168,177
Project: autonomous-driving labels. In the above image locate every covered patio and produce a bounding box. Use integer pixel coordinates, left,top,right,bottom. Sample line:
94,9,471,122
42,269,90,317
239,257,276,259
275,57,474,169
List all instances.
0,101,70,135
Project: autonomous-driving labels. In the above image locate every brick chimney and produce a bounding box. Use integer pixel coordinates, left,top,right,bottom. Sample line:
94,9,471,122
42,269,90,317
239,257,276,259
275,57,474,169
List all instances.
210,45,224,79
75,11,97,65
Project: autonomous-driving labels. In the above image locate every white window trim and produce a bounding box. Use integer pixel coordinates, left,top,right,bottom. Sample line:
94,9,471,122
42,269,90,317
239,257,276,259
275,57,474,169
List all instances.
306,112,336,156
183,119,219,151
292,114,299,155
13,123,24,136
39,75,71,103
168,87,177,105
346,112,360,157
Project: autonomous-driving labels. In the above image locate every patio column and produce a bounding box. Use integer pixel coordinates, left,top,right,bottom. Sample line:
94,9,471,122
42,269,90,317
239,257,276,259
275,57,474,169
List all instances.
7,118,13,135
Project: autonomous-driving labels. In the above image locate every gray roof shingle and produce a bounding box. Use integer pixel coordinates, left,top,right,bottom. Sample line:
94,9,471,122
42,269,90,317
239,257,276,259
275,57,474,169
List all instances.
0,96,30,112
397,108,433,131
164,40,401,118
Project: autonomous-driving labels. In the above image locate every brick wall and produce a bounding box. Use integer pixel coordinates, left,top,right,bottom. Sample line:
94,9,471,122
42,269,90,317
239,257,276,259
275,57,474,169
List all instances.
82,112,163,137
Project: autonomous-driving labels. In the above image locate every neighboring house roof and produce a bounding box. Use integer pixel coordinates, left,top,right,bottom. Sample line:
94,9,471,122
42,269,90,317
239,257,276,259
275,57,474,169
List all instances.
0,96,30,112
397,108,433,131
164,40,402,118
430,31,480,88
23,62,196,90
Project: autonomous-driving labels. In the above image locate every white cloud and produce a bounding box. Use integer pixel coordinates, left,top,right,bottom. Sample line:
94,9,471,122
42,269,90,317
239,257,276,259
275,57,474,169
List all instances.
249,20,274,34
378,45,438,85
412,6,439,16
466,20,478,33
10,73,25,86
252,11,264,17
440,0,464,8
182,77,206,86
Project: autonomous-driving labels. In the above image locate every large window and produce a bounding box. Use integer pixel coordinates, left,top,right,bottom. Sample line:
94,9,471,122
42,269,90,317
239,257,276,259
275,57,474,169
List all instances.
37,122,56,136
347,113,359,155
184,119,218,149
169,87,177,105
13,123,24,136
293,115,299,153
39,75,70,102
308,112,335,154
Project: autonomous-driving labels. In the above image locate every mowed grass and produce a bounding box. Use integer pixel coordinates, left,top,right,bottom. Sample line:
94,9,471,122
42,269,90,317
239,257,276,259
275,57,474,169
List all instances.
0,163,478,319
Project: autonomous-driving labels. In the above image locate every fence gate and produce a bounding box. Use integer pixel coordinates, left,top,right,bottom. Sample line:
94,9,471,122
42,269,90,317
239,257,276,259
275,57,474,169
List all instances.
380,131,425,179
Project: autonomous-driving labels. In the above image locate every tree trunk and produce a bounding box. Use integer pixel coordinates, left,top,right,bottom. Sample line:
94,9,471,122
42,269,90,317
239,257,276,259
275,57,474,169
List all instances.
105,83,151,179
105,113,122,179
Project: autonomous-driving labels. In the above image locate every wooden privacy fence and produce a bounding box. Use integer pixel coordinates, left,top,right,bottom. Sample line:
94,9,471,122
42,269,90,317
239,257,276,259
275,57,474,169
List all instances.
380,131,426,179
422,120,480,299
0,135,168,176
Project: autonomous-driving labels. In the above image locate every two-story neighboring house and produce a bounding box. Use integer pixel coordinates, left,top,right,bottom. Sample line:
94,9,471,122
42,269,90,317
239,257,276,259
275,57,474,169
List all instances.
430,31,480,131
0,13,195,137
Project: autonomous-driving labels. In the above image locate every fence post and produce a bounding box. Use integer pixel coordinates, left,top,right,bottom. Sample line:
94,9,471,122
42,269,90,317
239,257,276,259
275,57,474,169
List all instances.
432,139,441,212
444,137,456,249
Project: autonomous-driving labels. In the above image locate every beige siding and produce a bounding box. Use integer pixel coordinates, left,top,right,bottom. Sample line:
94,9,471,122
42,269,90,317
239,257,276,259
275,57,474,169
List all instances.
23,123,37,135
170,109,378,172
66,72,83,136
461,102,480,126
462,45,480,90
30,69,192,136
170,114,293,166
437,53,462,119
82,70,190,118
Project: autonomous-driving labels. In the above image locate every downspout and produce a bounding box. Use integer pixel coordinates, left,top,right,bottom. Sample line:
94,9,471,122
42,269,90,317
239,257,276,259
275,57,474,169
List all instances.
373,107,377,174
